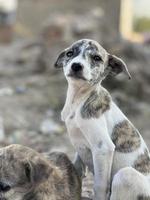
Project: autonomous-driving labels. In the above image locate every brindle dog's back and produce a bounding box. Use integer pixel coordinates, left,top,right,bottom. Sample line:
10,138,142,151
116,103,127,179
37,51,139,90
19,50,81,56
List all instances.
44,152,82,200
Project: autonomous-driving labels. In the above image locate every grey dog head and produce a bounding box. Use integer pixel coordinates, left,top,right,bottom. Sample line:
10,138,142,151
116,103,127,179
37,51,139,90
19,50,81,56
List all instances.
55,39,131,84
0,144,52,200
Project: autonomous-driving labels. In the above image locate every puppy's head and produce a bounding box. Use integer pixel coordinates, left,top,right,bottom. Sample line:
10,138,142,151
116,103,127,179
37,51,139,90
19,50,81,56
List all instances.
55,39,131,85
0,144,53,200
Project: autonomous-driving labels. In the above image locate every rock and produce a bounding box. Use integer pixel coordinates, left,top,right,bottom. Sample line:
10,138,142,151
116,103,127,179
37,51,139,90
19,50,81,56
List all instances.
15,86,27,94
40,119,62,135
0,87,13,96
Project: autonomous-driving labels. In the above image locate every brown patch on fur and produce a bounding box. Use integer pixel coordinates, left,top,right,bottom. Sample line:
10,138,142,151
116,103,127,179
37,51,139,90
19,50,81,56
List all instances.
81,89,111,118
111,120,141,153
134,149,150,174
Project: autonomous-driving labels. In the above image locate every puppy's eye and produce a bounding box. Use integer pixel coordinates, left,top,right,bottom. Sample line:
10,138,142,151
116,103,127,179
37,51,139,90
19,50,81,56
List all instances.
66,50,74,57
93,55,102,62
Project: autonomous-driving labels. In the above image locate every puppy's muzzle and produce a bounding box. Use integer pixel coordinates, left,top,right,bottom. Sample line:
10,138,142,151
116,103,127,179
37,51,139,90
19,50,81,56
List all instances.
68,63,86,81
68,62,86,81
71,63,83,73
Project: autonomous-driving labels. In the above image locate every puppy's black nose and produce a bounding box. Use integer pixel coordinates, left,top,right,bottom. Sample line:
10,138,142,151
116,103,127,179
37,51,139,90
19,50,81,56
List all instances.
71,63,83,72
0,182,11,192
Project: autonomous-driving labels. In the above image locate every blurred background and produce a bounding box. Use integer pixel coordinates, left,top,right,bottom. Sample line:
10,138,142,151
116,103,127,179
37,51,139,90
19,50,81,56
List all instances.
0,0,150,158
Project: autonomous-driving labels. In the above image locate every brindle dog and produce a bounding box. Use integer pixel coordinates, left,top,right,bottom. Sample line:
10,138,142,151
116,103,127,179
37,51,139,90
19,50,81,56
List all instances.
0,144,81,200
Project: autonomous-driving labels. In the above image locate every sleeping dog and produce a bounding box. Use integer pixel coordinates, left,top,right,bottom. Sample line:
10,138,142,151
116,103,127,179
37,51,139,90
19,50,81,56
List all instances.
0,144,81,200
55,39,150,200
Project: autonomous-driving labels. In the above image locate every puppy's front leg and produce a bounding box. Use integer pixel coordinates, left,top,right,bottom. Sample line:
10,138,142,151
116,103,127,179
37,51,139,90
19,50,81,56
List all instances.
92,144,114,200
76,114,115,200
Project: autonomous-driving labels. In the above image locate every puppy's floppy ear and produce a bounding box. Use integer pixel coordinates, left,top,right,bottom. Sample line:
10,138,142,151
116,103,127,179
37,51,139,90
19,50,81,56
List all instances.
105,54,131,79
54,50,66,68
24,158,52,184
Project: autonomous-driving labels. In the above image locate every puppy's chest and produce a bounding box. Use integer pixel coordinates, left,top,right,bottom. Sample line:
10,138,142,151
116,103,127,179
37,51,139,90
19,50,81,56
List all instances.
65,109,87,145
66,111,94,172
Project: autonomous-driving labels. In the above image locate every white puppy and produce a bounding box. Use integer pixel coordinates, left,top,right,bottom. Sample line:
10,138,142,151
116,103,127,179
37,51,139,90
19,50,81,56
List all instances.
55,39,150,200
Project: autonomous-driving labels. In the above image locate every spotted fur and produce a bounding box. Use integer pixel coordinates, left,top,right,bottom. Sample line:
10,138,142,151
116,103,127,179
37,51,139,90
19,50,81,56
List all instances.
81,89,111,118
134,149,150,174
82,42,101,68
55,40,85,68
111,120,141,153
